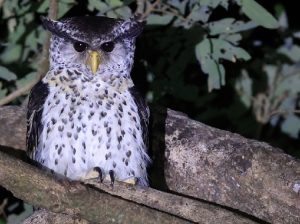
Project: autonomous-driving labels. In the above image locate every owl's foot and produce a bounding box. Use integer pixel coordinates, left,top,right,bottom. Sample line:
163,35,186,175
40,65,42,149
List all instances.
87,167,136,187
122,176,137,185
109,170,114,186
91,167,114,186
93,167,103,183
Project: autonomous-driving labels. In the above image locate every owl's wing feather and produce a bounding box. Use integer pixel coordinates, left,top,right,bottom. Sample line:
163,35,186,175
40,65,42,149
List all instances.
26,81,49,159
128,86,150,148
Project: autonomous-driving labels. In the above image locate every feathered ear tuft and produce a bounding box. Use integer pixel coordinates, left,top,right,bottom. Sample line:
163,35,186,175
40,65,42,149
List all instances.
40,16,71,39
119,14,146,39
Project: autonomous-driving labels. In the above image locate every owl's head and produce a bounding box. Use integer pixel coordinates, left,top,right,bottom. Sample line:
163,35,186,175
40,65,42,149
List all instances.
41,15,146,76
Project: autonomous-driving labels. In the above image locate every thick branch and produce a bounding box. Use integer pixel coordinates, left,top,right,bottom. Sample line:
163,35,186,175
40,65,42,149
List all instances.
1,105,300,223
0,150,192,224
21,209,90,224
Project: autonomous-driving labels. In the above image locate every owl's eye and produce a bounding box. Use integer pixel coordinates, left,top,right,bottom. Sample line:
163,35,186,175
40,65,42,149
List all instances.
73,42,87,52
101,42,115,52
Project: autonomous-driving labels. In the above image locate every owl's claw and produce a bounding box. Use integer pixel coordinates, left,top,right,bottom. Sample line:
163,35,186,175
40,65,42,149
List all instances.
93,167,103,183
109,170,114,186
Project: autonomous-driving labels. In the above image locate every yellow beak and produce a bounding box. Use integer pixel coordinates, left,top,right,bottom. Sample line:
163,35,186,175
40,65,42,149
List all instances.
89,51,100,74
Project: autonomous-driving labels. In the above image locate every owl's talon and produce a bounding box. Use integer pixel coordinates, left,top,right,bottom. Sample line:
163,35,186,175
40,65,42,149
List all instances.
109,170,114,186
93,167,103,183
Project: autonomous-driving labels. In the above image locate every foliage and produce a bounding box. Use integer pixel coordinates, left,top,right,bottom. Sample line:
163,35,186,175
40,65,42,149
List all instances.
1,0,300,222
1,0,300,144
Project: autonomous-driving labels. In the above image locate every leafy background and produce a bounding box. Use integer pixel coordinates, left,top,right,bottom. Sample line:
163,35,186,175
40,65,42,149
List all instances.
1,0,300,222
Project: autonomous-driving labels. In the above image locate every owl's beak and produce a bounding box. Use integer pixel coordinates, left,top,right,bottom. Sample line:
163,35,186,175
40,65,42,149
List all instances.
89,51,100,74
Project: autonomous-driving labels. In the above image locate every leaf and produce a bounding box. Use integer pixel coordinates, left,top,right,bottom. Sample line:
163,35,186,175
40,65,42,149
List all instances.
278,45,300,63
195,39,225,91
146,15,174,25
0,66,17,81
88,0,107,11
235,69,252,108
236,0,278,29
169,0,187,14
211,38,251,62
293,31,300,39
196,37,250,91
208,18,258,35
219,33,242,45
1,44,22,63
200,0,229,9
108,0,123,6
275,69,300,96
37,0,48,13
115,7,131,20
58,0,76,19
278,10,288,29
0,82,8,99
190,5,211,23
263,65,277,88
280,114,300,138
16,72,36,89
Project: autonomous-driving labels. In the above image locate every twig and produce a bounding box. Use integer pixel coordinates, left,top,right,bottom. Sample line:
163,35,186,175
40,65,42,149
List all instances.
0,81,35,106
0,0,58,106
0,198,8,221
0,0,6,9
141,0,160,19
270,109,300,117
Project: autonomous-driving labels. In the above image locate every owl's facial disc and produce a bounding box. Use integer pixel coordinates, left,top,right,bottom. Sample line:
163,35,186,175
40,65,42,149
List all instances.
88,51,100,74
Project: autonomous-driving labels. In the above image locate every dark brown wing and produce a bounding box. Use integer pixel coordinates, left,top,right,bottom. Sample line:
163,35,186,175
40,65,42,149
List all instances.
26,81,49,160
128,86,150,148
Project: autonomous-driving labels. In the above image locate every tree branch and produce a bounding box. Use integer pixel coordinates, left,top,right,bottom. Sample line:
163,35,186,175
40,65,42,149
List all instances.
0,150,193,224
1,105,300,223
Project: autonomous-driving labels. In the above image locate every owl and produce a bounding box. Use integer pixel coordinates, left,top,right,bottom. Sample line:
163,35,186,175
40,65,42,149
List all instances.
26,15,150,186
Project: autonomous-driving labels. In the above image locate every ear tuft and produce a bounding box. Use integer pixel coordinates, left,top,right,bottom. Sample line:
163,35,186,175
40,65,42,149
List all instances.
119,14,146,39
40,16,70,39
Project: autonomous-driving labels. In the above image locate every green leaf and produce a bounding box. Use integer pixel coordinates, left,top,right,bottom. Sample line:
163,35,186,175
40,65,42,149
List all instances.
235,69,252,108
115,7,131,20
88,0,107,11
58,0,76,19
146,15,174,25
108,0,123,6
275,69,300,96
219,33,242,45
237,0,278,29
0,82,8,99
280,114,300,138
200,0,229,9
190,5,211,23
278,45,300,63
0,66,17,81
1,44,22,63
16,72,36,89
211,38,251,62
195,39,225,91
208,18,258,35
263,65,277,88
37,0,49,13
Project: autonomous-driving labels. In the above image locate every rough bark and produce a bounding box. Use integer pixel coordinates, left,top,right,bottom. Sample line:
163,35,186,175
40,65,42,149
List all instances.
0,150,192,224
21,209,91,224
150,106,300,224
1,105,300,223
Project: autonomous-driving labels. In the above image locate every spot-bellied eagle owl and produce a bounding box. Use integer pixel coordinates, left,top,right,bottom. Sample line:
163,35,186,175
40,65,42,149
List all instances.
26,15,150,186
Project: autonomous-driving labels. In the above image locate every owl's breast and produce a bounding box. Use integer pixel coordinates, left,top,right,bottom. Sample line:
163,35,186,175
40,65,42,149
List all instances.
38,68,149,181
